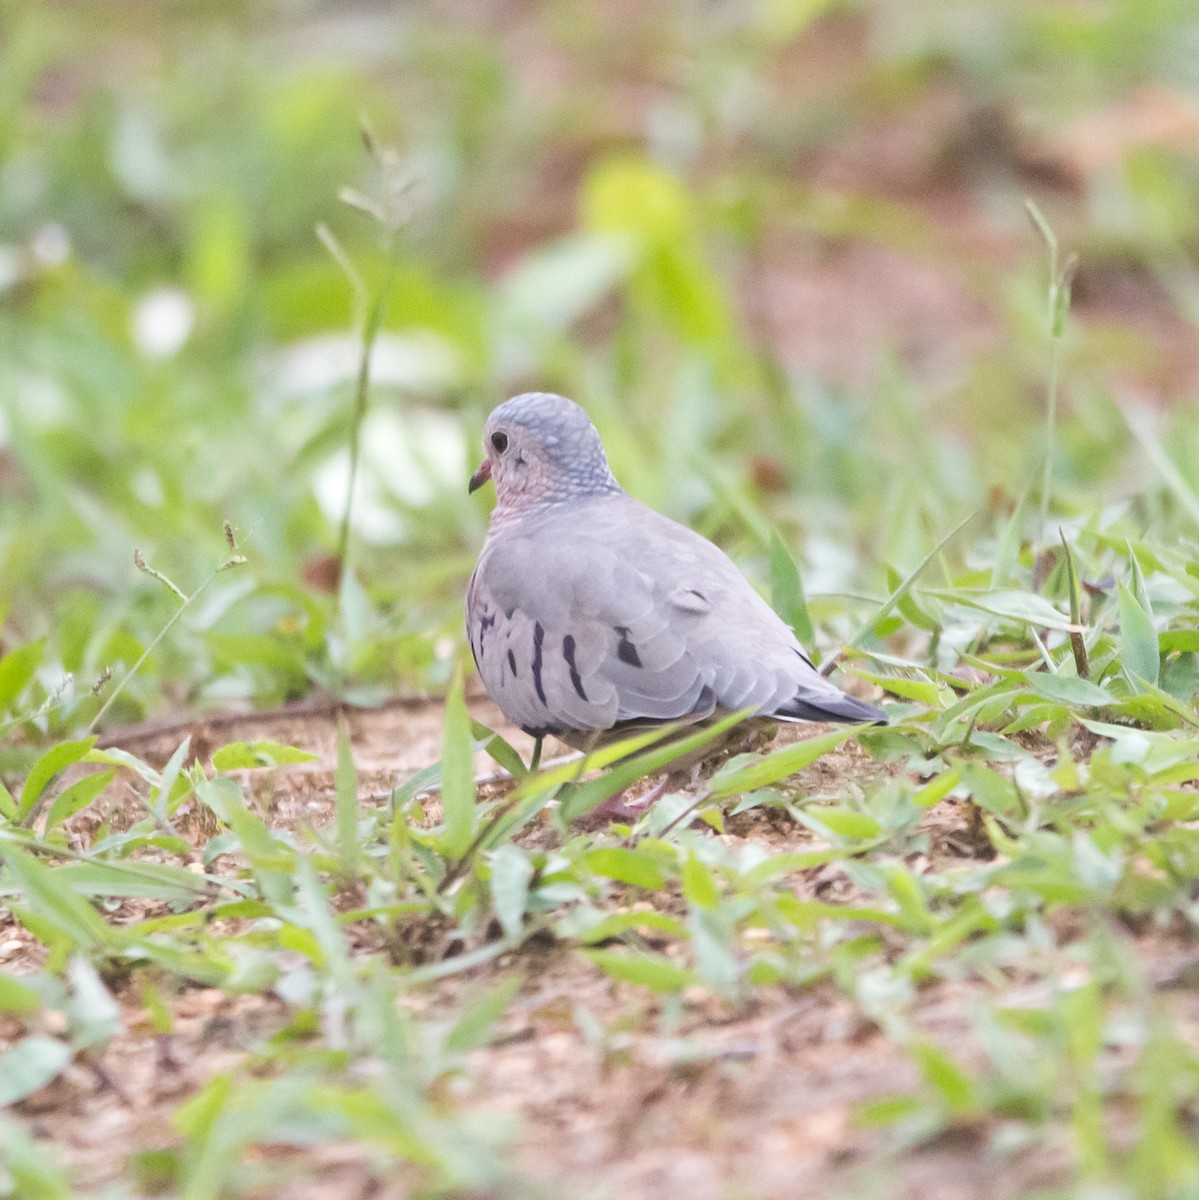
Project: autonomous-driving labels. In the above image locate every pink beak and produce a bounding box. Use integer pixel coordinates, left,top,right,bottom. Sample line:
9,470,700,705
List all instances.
468,458,492,494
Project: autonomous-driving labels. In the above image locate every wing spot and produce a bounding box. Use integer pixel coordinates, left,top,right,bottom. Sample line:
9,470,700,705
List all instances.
507,649,518,676
614,625,642,668
477,611,497,657
532,622,547,705
562,634,588,701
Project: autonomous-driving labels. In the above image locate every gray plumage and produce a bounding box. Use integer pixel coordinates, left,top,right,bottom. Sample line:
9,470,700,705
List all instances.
466,393,886,749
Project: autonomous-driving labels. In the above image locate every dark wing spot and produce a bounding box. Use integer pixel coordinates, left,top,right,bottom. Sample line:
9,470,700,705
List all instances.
793,646,817,670
507,649,518,676
477,611,497,657
614,625,642,668
532,622,547,705
562,634,588,701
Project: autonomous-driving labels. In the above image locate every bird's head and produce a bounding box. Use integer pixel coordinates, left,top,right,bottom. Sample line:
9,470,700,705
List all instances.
469,392,620,510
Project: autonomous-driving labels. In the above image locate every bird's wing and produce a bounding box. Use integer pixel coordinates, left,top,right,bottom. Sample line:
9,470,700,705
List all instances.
468,495,883,737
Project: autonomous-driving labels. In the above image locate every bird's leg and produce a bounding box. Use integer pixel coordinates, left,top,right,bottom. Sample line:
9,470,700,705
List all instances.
528,736,543,774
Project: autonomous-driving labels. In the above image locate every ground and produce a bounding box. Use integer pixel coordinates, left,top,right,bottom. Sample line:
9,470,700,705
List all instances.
5,689,1196,1198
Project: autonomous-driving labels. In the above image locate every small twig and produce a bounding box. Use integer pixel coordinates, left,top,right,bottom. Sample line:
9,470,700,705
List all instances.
88,540,245,734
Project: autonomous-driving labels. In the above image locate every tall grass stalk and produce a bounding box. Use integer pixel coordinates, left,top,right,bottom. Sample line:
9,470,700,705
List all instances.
1026,200,1077,543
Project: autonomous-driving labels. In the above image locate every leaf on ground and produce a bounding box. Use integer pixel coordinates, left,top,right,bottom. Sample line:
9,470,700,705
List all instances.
586,948,694,993
0,1036,73,1106
709,725,861,798
211,740,320,770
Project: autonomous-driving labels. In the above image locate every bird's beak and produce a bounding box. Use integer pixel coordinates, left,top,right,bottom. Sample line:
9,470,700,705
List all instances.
468,458,492,494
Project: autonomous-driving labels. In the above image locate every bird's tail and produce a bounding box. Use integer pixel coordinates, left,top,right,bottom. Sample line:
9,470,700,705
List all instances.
775,688,887,725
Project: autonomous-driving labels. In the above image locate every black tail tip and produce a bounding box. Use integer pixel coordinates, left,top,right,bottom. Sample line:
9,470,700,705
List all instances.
776,694,889,726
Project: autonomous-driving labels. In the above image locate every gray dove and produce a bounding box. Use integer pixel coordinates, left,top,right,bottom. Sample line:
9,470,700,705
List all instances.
467,393,886,770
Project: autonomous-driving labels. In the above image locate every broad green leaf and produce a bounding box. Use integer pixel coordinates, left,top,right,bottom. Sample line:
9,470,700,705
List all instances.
0,1036,72,1106
438,661,476,859
681,855,719,910
954,590,1081,632
0,1113,71,1197
489,844,534,941
443,976,522,1056
1118,582,1159,687
45,768,119,830
770,532,813,644
211,741,320,770
584,847,667,890
470,720,527,779
912,768,960,810
0,843,113,951
804,807,882,840
853,671,944,706
0,640,43,711
16,738,97,823
689,910,739,996
709,725,860,798
911,1041,976,1113
586,948,693,993
885,865,932,933
66,957,122,1050
570,909,687,945
52,862,210,903
0,969,40,1015
1022,672,1112,708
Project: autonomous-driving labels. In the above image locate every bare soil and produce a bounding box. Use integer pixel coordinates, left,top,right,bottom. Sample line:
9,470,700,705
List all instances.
4,695,1195,1199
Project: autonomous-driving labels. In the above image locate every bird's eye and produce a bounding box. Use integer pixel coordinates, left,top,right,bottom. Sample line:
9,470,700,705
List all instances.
491,431,509,454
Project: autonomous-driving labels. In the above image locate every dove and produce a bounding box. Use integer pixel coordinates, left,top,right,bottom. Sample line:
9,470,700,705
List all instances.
466,392,886,774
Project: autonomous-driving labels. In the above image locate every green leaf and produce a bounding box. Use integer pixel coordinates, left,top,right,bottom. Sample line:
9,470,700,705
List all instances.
438,661,476,859
16,738,97,823
65,957,122,1050
709,725,860,798
1022,672,1112,708
45,768,118,830
443,976,522,1055
211,741,320,770
1118,581,1160,687
556,713,748,823
1159,630,1199,654
955,589,1081,631
586,948,694,993
0,1112,72,1197
52,861,210,903
0,842,113,950
0,640,44,711
334,718,359,878
470,720,527,779
489,844,534,941
584,847,667,890
912,768,960,810
804,807,882,840
911,1041,976,1114
0,969,40,1015
0,1036,72,1106
770,532,813,644
681,855,719,910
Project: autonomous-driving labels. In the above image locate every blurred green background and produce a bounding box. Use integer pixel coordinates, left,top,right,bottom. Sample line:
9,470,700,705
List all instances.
3,0,1198,732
